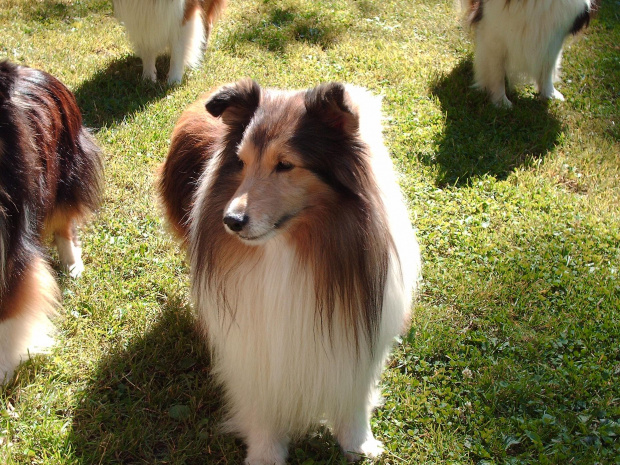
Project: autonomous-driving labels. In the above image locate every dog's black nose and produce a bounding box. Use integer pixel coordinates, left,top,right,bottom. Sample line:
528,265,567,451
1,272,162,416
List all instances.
223,213,249,232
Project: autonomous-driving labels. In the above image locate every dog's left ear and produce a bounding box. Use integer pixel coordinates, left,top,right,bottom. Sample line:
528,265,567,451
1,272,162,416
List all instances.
205,79,261,128
304,82,359,134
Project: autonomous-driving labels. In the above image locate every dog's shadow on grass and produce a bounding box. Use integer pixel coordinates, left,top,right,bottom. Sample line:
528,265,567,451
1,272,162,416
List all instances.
223,4,344,53
73,55,170,130
67,298,241,464
67,296,347,464
427,59,563,187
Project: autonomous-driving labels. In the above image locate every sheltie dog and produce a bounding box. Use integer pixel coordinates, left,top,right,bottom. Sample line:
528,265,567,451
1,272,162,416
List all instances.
113,0,227,85
0,61,102,385
463,0,595,107
159,79,422,463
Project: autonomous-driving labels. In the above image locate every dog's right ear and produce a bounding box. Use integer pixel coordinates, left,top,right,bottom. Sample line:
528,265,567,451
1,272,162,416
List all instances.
205,79,261,127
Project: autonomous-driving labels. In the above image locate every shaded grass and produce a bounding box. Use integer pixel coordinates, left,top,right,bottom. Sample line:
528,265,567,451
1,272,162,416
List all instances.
1,0,619,464
73,55,169,128
428,58,564,186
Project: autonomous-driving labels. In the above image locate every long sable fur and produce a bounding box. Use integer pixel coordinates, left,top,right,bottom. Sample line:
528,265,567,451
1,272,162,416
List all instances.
184,0,228,31
158,93,222,240
0,60,102,320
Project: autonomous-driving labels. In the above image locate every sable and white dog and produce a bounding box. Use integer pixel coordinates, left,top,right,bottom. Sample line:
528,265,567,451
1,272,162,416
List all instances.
159,80,422,464
463,0,595,106
113,0,227,85
0,61,102,385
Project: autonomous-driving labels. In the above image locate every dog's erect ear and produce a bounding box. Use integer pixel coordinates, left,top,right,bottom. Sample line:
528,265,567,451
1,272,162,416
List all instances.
304,82,359,134
205,79,261,127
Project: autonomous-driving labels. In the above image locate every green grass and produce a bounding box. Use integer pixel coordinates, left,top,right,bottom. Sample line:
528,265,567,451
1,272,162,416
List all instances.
1,0,618,463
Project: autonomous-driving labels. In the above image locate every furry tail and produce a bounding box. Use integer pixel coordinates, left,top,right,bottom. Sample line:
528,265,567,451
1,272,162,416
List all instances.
203,0,228,33
74,127,104,217
0,256,58,385
459,0,483,26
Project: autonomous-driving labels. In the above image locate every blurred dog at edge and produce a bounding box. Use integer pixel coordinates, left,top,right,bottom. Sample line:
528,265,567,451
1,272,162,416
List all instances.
159,80,422,464
113,0,227,84
0,61,102,385
462,0,596,107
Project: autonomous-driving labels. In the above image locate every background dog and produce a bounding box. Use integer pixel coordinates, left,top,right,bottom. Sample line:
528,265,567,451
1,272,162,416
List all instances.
463,0,595,106
113,0,227,85
159,80,422,464
0,61,102,385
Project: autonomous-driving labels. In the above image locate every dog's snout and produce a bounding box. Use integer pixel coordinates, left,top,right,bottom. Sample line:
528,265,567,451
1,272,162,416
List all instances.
223,213,249,232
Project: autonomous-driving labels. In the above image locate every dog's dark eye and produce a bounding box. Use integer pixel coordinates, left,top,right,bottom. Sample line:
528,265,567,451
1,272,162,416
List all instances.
275,161,294,172
236,158,245,170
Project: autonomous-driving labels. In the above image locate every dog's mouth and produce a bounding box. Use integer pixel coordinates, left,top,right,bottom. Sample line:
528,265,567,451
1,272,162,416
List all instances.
237,230,273,242
274,213,295,229
235,212,297,243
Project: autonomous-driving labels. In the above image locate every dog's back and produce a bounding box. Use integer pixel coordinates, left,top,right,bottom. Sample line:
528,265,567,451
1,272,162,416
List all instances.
2,62,102,219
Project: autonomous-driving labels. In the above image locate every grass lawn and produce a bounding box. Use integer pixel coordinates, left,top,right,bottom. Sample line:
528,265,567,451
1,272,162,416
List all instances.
1,0,619,463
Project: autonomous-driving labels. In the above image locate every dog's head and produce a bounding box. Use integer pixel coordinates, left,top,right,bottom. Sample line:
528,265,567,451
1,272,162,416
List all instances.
206,79,369,245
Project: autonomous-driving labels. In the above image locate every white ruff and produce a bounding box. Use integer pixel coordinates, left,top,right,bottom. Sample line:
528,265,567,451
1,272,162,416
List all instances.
471,0,591,106
113,0,206,84
190,86,421,464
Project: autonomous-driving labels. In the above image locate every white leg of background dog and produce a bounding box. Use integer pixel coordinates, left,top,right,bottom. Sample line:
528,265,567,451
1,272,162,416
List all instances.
243,426,289,465
333,384,384,462
537,38,566,101
140,50,158,82
167,42,186,85
54,232,84,279
168,7,205,85
473,35,512,107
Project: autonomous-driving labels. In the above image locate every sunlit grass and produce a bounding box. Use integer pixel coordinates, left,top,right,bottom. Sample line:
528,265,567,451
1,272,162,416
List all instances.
1,0,618,463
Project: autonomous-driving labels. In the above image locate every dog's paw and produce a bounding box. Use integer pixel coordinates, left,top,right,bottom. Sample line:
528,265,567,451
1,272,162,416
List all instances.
142,70,156,82
343,438,384,462
244,458,285,465
167,71,183,86
541,88,565,101
67,259,85,279
55,234,84,278
244,451,286,465
244,434,288,465
492,95,513,109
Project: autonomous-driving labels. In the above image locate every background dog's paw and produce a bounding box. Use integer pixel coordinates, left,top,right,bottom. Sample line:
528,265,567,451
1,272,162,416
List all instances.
244,457,286,465
167,73,183,86
243,434,288,465
343,438,384,462
492,95,513,109
141,60,157,82
541,88,565,101
68,259,85,279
